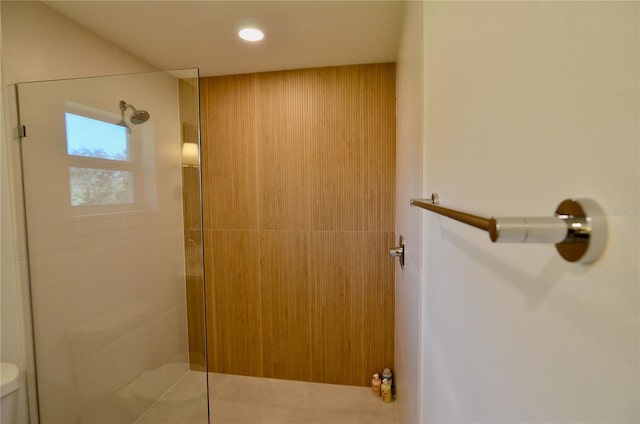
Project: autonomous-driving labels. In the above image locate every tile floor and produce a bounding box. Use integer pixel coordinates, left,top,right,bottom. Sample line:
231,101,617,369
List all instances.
135,371,398,424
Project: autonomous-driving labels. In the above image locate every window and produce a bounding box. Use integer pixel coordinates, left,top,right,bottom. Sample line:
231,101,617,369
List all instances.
65,112,135,208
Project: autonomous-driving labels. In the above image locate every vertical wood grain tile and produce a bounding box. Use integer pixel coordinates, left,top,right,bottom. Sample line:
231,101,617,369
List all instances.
204,229,263,376
255,70,314,231
200,75,258,230
178,78,199,141
184,274,206,371
179,79,207,370
309,231,395,387
308,231,357,385
259,231,312,380
310,64,396,232
356,232,395,386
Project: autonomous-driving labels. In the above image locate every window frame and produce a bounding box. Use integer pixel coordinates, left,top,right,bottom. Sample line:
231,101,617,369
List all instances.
64,103,145,215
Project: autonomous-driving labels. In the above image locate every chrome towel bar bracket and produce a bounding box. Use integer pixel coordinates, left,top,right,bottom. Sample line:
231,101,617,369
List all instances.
410,193,607,264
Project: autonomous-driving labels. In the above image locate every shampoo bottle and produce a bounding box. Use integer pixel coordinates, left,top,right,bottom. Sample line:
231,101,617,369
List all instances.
382,368,393,388
381,378,392,403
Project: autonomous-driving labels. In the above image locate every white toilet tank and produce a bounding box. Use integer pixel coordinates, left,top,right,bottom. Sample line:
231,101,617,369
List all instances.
1,362,20,424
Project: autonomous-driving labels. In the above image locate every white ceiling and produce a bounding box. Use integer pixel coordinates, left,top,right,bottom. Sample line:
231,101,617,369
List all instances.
44,1,405,77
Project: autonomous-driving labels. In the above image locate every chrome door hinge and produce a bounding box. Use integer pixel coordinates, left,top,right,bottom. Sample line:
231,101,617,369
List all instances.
16,125,26,139
388,235,405,269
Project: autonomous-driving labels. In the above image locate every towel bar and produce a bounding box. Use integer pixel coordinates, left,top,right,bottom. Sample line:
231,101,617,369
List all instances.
410,193,607,264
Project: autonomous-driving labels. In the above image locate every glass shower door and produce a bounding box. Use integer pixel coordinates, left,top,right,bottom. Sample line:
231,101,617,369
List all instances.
14,69,208,424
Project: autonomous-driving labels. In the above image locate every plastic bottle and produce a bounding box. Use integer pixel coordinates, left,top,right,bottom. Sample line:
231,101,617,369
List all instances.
381,378,392,403
371,373,382,397
382,368,393,389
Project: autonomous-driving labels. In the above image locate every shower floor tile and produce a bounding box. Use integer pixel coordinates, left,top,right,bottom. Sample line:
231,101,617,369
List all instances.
136,371,398,424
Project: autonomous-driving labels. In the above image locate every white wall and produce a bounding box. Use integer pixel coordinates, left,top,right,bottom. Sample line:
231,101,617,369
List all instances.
421,2,639,422
0,4,27,422
1,1,153,86
394,2,423,423
0,2,158,423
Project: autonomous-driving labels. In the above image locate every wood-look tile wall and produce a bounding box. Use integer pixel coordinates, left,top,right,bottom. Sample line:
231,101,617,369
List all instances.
198,63,395,387
179,78,207,371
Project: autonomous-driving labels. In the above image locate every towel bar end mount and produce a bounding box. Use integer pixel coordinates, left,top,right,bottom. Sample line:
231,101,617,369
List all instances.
552,198,606,264
410,194,606,264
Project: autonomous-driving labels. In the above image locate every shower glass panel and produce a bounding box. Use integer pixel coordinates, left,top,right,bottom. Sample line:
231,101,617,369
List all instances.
14,69,208,424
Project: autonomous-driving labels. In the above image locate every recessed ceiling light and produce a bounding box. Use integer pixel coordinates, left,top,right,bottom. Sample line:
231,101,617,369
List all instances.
238,28,264,42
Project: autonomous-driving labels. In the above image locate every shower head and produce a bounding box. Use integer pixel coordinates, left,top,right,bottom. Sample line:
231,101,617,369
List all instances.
119,100,150,125
129,109,150,125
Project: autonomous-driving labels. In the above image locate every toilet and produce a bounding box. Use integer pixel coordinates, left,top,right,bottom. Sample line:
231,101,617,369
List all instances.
1,362,20,424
